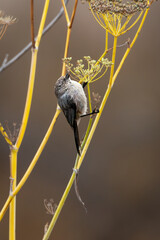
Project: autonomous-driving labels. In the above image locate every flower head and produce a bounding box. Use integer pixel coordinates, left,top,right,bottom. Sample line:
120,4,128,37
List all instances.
86,0,150,36
63,56,112,84
89,0,148,16
0,10,16,40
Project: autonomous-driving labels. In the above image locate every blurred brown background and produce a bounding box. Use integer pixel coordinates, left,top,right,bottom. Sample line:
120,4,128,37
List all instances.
0,0,160,239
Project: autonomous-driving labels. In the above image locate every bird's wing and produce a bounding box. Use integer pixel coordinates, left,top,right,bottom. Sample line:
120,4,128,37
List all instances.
58,95,76,127
58,95,80,154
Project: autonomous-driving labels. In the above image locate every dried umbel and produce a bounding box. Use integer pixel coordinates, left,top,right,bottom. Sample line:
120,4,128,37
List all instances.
0,10,16,40
85,0,151,36
88,0,148,16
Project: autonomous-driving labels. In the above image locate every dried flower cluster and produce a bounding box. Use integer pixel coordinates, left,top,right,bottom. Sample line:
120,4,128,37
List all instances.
87,0,149,16
0,10,16,25
0,10,16,40
63,56,112,84
4,122,19,145
44,199,57,216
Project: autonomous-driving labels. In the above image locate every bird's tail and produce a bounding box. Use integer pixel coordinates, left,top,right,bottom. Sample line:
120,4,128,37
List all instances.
73,120,81,155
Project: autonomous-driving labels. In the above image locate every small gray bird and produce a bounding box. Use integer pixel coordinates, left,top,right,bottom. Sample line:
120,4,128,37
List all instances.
54,73,87,155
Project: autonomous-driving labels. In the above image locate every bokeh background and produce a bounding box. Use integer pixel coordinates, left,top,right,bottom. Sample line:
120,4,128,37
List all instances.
0,1,160,239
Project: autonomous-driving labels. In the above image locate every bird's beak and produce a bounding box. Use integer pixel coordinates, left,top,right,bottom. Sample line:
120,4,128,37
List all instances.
65,72,70,80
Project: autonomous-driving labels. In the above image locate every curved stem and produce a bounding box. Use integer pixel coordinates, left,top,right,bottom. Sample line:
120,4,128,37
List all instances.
42,171,76,240
16,0,50,149
0,123,13,146
61,0,70,25
77,36,117,169
15,48,38,149
0,1,51,228
0,109,61,222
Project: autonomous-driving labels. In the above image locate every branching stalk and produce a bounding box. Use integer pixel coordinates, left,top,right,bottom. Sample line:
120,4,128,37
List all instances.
41,8,150,239
0,108,60,222
6,1,51,239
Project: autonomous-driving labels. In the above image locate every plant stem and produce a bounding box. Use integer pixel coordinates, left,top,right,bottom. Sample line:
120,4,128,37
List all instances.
97,30,108,63
0,123,13,146
62,28,71,75
61,0,78,75
0,109,61,222
0,1,51,235
42,10,150,237
9,147,18,240
30,0,35,49
0,0,69,73
77,35,118,169
42,28,117,240
42,171,76,240
16,0,50,149
15,48,38,149
61,0,70,25
109,36,117,86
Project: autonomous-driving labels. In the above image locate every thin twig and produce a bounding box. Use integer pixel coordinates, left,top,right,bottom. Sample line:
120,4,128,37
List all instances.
0,24,8,40
61,0,78,75
61,0,70,25
69,0,78,28
0,0,69,73
30,0,35,48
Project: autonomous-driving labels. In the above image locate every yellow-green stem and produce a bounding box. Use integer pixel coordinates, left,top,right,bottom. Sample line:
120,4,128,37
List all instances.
15,48,38,149
97,30,108,63
16,0,50,149
42,171,76,240
9,147,18,240
0,109,61,222
42,7,150,240
0,1,50,226
109,36,117,87
62,28,71,75
0,123,13,146
61,0,70,25
76,8,150,169
87,83,92,113
42,27,117,240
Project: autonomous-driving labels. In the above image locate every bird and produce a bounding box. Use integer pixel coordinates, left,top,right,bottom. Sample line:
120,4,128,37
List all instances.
54,73,87,155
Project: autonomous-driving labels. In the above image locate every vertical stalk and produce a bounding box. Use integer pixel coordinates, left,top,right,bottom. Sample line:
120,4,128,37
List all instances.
15,49,38,149
30,0,35,49
8,1,50,239
76,37,118,169
61,0,78,75
42,30,118,240
9,147,18,240
97,30,108,63
0,109,61,222
62,28,71,75
109,36,117,87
